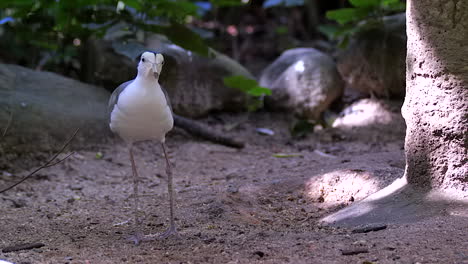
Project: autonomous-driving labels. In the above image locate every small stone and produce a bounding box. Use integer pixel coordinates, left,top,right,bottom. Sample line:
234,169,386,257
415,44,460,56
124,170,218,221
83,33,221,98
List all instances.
69,185,83,191
227,185,239,194
202,237,216,244
256,128,275,136
253,251,265,258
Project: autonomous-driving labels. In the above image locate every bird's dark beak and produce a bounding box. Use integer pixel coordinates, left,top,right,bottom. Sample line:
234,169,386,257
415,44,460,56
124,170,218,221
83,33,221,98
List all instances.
152,64,159,79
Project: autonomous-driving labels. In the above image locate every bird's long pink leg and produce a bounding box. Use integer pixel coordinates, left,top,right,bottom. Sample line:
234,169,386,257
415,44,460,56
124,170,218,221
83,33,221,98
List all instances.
128,144,143,244
160,142,179,238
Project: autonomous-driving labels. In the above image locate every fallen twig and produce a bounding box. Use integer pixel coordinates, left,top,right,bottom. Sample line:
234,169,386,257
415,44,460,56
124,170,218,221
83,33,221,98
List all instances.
43,152,76,168
352,224,387,233
2,108,13,138
0,128,79,194
174,115,244,149
341,247,369,255
2,242,45,253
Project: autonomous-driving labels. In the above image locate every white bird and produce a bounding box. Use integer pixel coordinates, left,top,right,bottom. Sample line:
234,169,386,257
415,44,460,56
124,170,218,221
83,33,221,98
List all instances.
108,51,177,244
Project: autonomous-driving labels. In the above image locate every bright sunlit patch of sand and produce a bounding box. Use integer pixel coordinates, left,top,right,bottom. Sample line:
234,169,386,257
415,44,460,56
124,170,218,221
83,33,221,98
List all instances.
333,99,397,128
305,169,380,206
320,176,408,223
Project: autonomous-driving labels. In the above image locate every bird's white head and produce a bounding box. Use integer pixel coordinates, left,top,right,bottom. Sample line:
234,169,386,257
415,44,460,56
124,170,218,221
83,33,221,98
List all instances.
137,51,165,80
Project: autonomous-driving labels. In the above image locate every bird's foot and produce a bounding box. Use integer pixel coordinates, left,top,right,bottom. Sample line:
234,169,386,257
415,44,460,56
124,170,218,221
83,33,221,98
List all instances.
127,231,146,245
126,226,180,244
158,224,180,239
144,225,180,240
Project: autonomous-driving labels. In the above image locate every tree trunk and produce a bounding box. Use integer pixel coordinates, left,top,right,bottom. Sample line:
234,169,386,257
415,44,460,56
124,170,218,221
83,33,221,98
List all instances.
403,0,468,191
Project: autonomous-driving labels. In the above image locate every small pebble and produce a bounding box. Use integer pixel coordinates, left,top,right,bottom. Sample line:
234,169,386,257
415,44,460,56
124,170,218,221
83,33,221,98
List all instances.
227,185,239,194
256,128,274,136
69,185,83,191
253,251,265,258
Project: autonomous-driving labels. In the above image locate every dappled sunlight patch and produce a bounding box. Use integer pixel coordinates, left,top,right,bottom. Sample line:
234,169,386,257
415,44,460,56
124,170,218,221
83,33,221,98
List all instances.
333,99,402,129
320,177,408,224
305,169,380,206
222,180,329,226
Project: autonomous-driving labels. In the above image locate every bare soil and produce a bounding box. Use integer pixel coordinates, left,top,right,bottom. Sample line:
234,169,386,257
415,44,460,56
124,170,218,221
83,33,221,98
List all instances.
1,110,467,264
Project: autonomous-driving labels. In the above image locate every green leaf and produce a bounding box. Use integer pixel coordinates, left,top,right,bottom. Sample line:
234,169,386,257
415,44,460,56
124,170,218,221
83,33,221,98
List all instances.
161,22,209,56
223,75,272,96
247,86,272,96
326,7,370,25
349,0,381,8
211,0,245,7
381,0,399,5
224,75,257,92
95,152,103,159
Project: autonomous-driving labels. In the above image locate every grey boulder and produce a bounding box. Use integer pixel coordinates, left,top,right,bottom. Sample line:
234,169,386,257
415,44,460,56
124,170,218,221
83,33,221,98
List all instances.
260,48,344,120
336,13,406,98
0,64,110,154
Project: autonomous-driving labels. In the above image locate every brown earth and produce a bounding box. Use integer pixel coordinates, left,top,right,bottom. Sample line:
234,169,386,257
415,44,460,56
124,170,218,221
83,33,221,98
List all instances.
0,108,467,264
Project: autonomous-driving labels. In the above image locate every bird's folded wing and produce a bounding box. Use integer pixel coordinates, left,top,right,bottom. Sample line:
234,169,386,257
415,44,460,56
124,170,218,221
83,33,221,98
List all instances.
108,80,134,116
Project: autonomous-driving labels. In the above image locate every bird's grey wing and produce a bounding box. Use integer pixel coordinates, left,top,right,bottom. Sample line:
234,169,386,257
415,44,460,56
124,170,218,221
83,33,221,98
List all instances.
108,80,133,116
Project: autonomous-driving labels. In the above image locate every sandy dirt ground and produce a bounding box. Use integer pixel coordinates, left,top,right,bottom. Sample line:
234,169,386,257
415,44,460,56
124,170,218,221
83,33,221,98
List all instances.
0,110,467,264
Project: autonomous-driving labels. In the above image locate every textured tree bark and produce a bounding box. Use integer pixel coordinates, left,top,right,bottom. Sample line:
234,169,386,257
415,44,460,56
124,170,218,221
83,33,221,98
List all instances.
403,0,468,191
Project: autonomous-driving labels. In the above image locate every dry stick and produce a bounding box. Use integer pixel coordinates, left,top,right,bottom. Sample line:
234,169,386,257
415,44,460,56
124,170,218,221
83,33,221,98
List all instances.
174,115,245,149
2,108,13,137
0,128,79,194
341,248,369,256
43,151,76,168
2,242,45,253
352,224,387,234
2,71,18,138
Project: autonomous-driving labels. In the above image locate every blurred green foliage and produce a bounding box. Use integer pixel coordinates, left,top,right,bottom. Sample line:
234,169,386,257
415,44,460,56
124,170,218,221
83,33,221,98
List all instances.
0,0,271,110
223,75,271,97
223,75,271,111
0,0,222,57
318,0,405,48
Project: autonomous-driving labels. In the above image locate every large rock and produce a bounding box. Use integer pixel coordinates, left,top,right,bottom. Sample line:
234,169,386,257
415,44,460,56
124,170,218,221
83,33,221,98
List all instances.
0,64,110,154
336,13,406,98
82,36,253,117
260,48,344,120
333,98,405,129
332,98,406,140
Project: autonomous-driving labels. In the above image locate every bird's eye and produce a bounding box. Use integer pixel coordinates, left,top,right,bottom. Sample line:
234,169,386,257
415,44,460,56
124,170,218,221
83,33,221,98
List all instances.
141,58,146,62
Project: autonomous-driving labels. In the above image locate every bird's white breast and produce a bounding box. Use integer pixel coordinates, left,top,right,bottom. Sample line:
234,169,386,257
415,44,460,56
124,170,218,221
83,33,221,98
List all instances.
110,80,173,143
